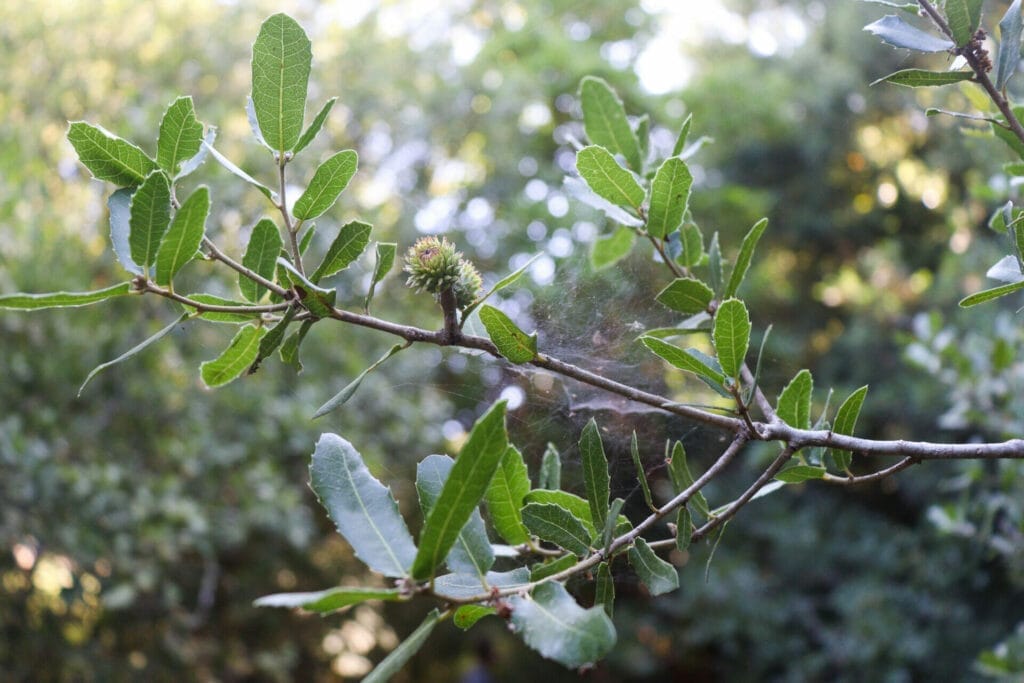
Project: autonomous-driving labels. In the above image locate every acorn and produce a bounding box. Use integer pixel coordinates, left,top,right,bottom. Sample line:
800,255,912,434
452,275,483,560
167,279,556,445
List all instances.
404,236,481,309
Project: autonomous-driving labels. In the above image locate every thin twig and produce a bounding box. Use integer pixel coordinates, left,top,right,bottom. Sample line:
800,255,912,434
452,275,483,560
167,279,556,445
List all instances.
202,237,291,299
277,158,305,276
822,456,919,485
138,279,291,314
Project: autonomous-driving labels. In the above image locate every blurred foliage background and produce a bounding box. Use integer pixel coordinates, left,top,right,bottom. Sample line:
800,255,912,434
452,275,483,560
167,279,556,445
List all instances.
2,0,1023,680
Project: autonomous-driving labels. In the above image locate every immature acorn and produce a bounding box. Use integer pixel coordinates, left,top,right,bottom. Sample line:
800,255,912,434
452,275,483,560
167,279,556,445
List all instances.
404,236,482,309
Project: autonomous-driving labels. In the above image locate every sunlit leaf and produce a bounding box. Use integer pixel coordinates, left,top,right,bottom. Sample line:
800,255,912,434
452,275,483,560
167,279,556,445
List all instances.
479,305,537,363
579,76,642,171
203,141,277,202
155,186,210,287
945,0,984,47
156,96,204,176
828,385,869,472
484,446,531,545
775,464,827,483
365,242,397,311
656,277,714,314
871,69,974,87
254,586,402,614
309,219,371,283
959,279,1024,307
712,298,750,380
777,369,813,429
293,97,338,155
671,114,692,158
107,188,144,275
200,325,267,387
67,121,157,186
524,490,598,539
510,582,616,669
454,605,496,630
641,336,725,385
240,218,283,302
129,170,172,270
251,13,311,153
575,145,645,211
293,150,359,220
647,157,692,239
0,282,132,311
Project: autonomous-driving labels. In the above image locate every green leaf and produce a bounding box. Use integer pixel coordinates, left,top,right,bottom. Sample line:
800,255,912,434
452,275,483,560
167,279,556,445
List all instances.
182,294,265,323
249,305,297,374
676,507,692,552
293,97,337,155
775,464,827,483
538,443,561,490
108,188,144,275
251,13,312,153
484,446,531,545
254,586,401,613
416,455,495,578
293,150,359,220
411,401,509,580
631,431,654,511
576,145,645,211
365,242,397,311
240,219,283,302
363,610,440,683
601,498,625,555
595,562,614,617
79,313,188,396
129,170,172,270
829,385,869,472
276,257,337,317
176,127,216,180
724,218,768,299
629,538,679,596
530,554,578,582
432,568,530,600
671,114,693,158
0,282,132,310
996,0,1024,90
641,336,725,385
281,319,314,371
461,253,542,320
591,227,636,270
647,157,692,239
200,325,267,387
313,344,405,418
959,279,1024,306
524,490,599,539
744,324,772,406
309,219,371,283
454,605,496,630
945,0,984,47
712,298,750,380
246,96,270,149
479,305,537,363
777,369,813,429
522,503,592,557
994,106,1024,159
634,114,650,168
667,441,710,519
155,186,210,287
708,232,723,295
156,96,204,176
203,141,278,202
299,223,317,255
656,278,714,314
871,69,974,87
310,433,418,577
863,14,955,52
579,76,642,171
680,222,704,268
580,418,610,534
510,582,617,669
67,121,157,186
